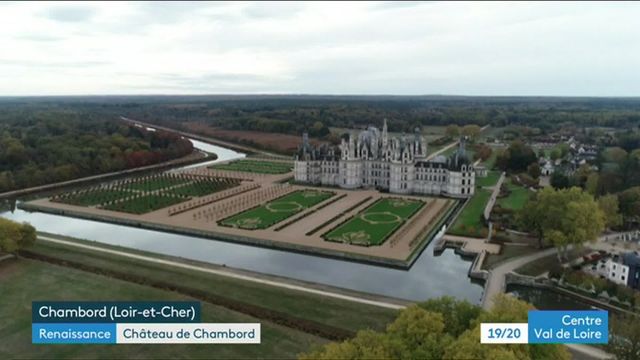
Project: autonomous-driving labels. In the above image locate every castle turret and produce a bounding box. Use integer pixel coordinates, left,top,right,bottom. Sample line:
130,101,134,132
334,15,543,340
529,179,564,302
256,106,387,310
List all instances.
382,118,388,148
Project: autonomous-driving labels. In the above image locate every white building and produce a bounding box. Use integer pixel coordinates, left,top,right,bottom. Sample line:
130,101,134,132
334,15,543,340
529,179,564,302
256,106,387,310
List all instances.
294,120,475,198
604,252,640,289
605,255,629,286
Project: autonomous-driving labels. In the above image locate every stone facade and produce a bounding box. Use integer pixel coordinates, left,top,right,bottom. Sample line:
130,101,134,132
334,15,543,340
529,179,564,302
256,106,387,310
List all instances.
294,120,475,198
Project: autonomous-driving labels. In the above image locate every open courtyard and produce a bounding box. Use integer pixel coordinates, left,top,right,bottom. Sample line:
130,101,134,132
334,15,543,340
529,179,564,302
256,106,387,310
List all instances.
22,158,458,267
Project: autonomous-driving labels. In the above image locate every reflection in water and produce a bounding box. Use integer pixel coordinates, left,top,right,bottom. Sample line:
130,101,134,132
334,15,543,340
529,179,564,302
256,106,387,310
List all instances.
0,136,483,303
507,285,595,310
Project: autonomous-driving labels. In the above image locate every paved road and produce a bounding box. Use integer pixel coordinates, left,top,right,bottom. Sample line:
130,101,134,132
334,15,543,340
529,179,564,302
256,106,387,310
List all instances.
37,236,405,310
482,247,559,309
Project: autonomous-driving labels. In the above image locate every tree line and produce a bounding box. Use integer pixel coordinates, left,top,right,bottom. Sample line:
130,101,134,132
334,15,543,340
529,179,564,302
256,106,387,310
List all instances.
0,107,193,193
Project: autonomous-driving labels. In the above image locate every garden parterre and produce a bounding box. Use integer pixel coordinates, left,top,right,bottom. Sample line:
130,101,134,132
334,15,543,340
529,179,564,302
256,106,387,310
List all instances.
219,189,334,230
51,174,241,214
323,197,424,246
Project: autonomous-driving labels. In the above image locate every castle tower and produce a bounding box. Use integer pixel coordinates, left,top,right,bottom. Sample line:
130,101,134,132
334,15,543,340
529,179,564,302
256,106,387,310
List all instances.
382,118,388,148
458,136,466,158
302,132,309,149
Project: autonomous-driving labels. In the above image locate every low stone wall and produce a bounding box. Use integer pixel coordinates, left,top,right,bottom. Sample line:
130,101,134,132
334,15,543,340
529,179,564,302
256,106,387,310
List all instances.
483,172,506,221
18,201,415,270
469,251,489,280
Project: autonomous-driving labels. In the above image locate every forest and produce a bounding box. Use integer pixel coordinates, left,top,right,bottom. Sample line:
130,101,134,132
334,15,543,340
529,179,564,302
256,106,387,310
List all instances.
47,95,640,136
0,104,193,193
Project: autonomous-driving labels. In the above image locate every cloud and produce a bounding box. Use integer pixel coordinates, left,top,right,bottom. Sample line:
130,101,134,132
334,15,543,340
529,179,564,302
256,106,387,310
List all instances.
241,2,304,19
1,2,639,96
43,5,95,23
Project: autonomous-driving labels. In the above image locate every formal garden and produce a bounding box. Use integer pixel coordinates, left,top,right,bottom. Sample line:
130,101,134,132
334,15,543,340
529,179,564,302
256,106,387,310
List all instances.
219,189,334,230
210,159,293,174
51,173,242,214
102,193,188,214
323,197,424,246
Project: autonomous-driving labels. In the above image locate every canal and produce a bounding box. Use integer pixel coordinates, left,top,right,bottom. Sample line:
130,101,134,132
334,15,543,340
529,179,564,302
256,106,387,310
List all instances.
0,136,484,303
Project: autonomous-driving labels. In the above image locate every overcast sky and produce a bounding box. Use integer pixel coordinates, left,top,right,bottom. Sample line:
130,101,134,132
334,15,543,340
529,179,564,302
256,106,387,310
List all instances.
1,1,639,96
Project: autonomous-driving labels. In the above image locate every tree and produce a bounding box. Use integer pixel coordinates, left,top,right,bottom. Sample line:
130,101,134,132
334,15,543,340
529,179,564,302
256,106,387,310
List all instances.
602,147,628,165
473,144,493,162
550,172,570,189
608,314,640,360
462,124,482,141
443,294,569,360
618,186,640,223
418,296,481,338
598,194,623,229
519,187,605,258
446,125,460,138
585,173,599,195
0,218,36,254
496,140,537,172
302,295,569,360
527,162,541,179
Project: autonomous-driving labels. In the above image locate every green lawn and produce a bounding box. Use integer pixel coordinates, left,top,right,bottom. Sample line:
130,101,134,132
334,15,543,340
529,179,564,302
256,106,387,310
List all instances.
211,160,293,174
26,238,397,333
53,189,134,207
123,175,190,191
475,170,501,188
447,189,491,238
101,193,188,214
220,190,334,230
496,179,532,210
0,258,324,359
323,197,424,246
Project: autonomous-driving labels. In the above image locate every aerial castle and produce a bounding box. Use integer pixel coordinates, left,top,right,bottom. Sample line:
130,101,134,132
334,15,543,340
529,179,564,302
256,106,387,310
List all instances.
294,120,475,198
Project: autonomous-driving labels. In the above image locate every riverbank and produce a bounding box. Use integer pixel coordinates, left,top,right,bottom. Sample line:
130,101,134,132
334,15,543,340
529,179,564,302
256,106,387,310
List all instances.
122,116,278,156
25,233,401,332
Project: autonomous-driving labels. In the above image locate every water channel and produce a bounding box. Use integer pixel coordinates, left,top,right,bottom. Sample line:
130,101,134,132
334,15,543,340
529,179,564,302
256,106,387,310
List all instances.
1,136,485,303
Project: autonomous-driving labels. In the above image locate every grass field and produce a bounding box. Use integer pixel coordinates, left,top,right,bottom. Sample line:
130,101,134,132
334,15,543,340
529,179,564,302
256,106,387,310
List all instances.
0,258,325,359
53,189,134,207
497,179,532,210
220,190,334,230
102,194,188,214
26,237,397,333
323,197,424,246
211,160,293,174
475,170,501,188
447,189,491,238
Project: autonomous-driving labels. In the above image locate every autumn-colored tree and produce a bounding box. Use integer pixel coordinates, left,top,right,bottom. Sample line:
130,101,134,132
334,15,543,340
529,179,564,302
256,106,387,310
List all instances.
598,194,623,229
0,218,36,254
300,295,569,360
519,187,605,257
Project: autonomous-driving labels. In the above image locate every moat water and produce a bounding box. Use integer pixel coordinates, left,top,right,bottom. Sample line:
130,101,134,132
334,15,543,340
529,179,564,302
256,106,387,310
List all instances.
0,136,484,303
